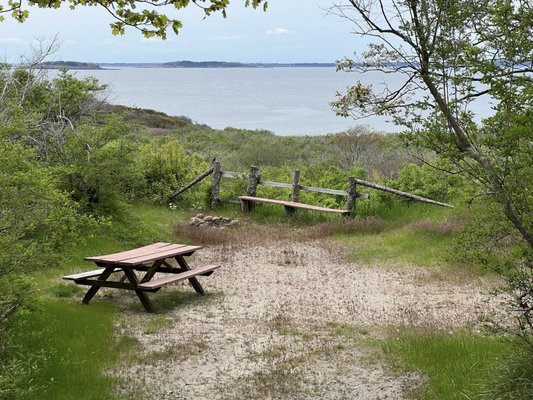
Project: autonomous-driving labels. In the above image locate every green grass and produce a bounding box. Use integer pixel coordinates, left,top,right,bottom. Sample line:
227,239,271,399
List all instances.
337,203,464,267
381,328,513,399
11,300,124,400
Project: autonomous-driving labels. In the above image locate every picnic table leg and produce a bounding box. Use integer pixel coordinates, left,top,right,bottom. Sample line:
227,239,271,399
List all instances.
122,269,154,312
140,260,163,284
175,256,205,295
81,266,115,305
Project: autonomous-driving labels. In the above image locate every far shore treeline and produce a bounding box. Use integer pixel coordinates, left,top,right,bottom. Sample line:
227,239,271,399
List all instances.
30,60,336,70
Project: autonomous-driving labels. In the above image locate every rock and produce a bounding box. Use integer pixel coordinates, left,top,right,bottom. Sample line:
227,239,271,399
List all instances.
196,213,205,219
191,217,202,226
204,216,213,222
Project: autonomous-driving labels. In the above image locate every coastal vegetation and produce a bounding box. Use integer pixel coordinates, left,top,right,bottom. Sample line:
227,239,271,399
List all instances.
1,58,531,398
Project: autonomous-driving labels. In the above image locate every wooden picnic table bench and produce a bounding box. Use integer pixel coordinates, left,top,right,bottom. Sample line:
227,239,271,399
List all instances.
63,242,220,312
238,195,351,216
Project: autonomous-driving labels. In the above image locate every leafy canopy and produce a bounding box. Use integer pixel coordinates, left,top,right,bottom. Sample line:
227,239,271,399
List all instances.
0,0,267,38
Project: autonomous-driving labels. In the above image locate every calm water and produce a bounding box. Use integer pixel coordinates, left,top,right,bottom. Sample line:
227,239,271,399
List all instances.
60,67,491,136
63,67,398,135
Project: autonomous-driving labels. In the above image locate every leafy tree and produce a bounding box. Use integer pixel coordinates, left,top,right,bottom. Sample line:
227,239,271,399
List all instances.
0,0,267,38
331,0,532,247
331,0,532,339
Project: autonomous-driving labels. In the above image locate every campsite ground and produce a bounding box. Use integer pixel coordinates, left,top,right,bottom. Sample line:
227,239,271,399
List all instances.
104,223,505,400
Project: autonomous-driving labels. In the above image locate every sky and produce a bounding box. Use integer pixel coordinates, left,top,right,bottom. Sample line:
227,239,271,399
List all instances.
0,1,368,63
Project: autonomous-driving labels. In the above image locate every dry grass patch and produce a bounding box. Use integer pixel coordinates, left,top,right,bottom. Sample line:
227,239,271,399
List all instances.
174,216,385,247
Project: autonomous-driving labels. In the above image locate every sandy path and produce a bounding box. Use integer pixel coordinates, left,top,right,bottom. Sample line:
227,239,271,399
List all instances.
110,239,502,400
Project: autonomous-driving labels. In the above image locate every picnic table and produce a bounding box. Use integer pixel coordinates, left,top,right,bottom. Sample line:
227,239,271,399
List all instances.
63,242,220,312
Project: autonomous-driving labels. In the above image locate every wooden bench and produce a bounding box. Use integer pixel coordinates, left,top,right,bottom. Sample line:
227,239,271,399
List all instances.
137,264,221,291
63,268,123,281
238,195,351,216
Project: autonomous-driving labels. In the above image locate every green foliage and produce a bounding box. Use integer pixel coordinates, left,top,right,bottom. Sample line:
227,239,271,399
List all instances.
0,0,267,38
388,161,470,202
0,140,82,274
138,137,209,205
450,200,527,272
56,117,143,210
340,203,460,267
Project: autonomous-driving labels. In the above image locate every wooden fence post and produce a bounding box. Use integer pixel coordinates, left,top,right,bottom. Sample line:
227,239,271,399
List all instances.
243,166,260,212
291,170,300,202
285,170,300,217
211,160,222,209
346,176,356,216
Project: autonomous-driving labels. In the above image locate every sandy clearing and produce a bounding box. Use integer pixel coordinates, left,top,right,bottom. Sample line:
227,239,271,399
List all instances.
108,239,504,400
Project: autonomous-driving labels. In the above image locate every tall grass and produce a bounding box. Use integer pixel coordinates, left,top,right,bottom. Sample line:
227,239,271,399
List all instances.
11,300,124,400
381,328,513,399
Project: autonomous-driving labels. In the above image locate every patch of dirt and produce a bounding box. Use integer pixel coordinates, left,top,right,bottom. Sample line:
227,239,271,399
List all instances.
108,239,505,400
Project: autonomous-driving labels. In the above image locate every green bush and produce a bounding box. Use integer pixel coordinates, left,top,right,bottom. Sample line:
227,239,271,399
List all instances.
138,137,209,206
0,140,82,274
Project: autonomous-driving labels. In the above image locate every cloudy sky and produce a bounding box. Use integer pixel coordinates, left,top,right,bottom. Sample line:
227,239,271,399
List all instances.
0,0,368,63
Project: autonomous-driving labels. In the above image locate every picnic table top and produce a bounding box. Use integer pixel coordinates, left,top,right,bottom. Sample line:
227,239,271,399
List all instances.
84,242,202,267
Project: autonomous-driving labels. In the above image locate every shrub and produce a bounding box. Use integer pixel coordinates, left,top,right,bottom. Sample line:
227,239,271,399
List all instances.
0,140,82,274
138,137,209,206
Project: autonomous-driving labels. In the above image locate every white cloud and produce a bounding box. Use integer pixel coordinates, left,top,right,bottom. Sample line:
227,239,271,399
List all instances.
266,28,291,36
0,37,22,44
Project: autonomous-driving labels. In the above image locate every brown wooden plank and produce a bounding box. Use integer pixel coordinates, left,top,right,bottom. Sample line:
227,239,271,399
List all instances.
113,245,203,266
239,196,288,206
71,278,145,291
63,268,122,280
238,196,349,214
284,201,350,214
137,264,221,290
83,242,173,263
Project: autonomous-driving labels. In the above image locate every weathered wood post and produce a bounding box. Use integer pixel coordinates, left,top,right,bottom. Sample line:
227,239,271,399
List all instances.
243,166,260,212
285,170,300,217
211,160,222,209
291,170,300,202
346,176,356,217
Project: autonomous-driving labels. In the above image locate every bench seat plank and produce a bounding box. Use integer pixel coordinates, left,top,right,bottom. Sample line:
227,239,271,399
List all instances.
238,196,349,214
137,264,221,290
63,268,122,281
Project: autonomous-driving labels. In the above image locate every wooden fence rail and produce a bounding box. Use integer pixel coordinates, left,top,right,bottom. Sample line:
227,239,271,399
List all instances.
169,159,454,214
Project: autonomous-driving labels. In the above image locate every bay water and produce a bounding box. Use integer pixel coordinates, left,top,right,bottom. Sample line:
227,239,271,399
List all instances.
59,67,491,136
62,67,398,135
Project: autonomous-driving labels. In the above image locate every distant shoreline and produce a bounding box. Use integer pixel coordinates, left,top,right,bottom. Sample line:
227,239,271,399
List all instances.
99,61,336,69
23,60,336,70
